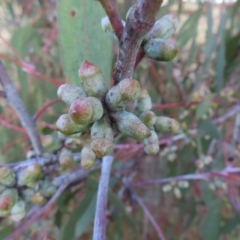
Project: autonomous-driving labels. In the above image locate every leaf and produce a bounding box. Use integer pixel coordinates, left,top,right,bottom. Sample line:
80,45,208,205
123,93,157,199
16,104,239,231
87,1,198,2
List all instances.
58,0,112,85
198,120,220,139
220,216,240,234
0,225,14,239
60,177,98,240
201,200,221,240
195,100,211,120
75,193,97,238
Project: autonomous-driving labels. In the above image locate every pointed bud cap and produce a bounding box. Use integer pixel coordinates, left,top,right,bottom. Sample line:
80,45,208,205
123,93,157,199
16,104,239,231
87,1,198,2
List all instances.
112,111,151,141
144,39,178,62
59,148,74,169
105,78,140,110
18,164,43,187
57,84,86,105
101,16,125,40
0,167,15,186
144,130,159,155
146,14,178,40
139,111,156,128
81,145,96,169
79,60,107,98
10,200,26,222
135,88,152,112
91,118,114,157
69,97,103,125
56,114,89,135
154,116,180,134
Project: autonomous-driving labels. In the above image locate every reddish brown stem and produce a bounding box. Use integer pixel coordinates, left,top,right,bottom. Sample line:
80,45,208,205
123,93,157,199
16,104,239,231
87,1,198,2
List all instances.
98,0,124,39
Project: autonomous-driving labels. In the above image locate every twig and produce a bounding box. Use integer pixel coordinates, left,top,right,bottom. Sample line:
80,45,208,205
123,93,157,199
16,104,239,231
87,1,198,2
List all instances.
98,0,124,39
112,0,163,84
93,155,113,240
4,184,67,240
0,60,43,155
133,193,167,240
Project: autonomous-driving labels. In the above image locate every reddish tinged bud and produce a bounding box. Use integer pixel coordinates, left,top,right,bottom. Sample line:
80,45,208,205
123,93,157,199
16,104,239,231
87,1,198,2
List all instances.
56,114,89,135
111,111,151,141
105,78,140,111
0,189,18,217
69,97,103,125
144,39,178,62
57,84,86,105
79,61,107,98
91,118,114,158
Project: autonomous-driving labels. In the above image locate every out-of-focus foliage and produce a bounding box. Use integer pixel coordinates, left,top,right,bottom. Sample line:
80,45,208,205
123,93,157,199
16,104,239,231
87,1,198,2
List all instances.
0,0,240,239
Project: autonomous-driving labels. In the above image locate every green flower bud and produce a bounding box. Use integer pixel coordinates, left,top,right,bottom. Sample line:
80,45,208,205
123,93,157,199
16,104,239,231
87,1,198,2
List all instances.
91,118,114,158
41,135,54,149
30,192,45,205
139,111,156,128
79,60,108,98
111,111,151,141
81,144,96,169
38,180,57,198
18,164,43,187
22,188,34,202
0,167,15,186
144,130,159,155
101,16,126,40
10,200,26,222
135,88,152,112
0,189,18,217
144,39,178,62
57,84,86,105
146,14,178,41
69,97,103,125
59,148,74,169
56,114,89,135
154,116,180,134
65,138,83,149
105,78,140,111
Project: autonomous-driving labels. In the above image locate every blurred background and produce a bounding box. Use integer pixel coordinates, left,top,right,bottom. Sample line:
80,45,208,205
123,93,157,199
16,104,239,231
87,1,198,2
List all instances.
1,0,240,239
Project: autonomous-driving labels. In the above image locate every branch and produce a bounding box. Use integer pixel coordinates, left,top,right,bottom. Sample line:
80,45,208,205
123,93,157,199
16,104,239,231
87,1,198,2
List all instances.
98,0,124,39
112,0,163,84
93,155,113,240
0,60,43,155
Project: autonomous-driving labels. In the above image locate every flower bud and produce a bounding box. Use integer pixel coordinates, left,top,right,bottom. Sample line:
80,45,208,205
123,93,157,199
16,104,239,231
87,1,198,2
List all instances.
81,144,96,168
10,200,26,222
101,16,126,40
144,39,178,61
41,135,54,149
135,88,152,112
57,84,86,105
0,189,18,217
154,116,180,134
139,111,156,128
18,164,43,187
105,78,140,111
30,192,45,204
0,167,15,186
59,148,74,169
146,14,178,41
69,97,103,125
38,180,57,198
111,111,151,141
65,138,83,149
91,118,114,158
56,114,89,135
79,60,108,98
144,130,159,155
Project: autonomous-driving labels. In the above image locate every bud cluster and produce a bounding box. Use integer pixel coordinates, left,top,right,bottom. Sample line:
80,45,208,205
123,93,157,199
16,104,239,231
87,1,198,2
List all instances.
0,164,56,222
101,11,179,62
56,60,181,159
